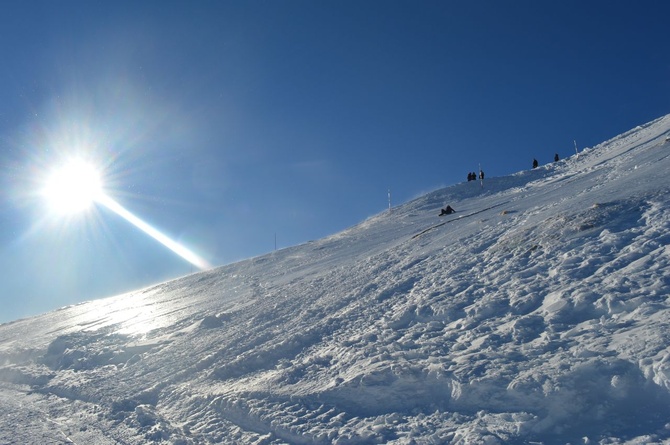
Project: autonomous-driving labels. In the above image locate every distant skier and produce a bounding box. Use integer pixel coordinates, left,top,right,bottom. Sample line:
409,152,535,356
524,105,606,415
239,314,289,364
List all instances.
554,153,559,162
532,158,538,169
439,205,455,216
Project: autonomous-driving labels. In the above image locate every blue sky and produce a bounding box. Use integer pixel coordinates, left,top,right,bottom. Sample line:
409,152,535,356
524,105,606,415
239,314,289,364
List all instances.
1,0,668,323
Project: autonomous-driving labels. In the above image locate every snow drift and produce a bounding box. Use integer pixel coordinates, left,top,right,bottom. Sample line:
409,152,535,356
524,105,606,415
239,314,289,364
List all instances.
2,115,670,444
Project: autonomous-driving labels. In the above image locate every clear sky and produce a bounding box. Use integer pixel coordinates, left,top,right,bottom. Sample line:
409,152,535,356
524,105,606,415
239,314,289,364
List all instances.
1,0,668,324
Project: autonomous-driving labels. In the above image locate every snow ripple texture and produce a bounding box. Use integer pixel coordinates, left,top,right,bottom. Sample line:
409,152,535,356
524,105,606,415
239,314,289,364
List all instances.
2,115,670,444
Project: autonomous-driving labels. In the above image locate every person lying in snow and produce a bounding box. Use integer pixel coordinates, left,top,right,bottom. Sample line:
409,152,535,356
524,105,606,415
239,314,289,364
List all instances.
440,205,455,216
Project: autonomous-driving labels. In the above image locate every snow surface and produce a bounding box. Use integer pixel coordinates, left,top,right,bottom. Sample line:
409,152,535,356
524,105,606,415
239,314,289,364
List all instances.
2,115,670,444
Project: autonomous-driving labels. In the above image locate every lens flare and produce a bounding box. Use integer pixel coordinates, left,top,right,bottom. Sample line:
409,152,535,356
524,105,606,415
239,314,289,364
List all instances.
96,194,210,270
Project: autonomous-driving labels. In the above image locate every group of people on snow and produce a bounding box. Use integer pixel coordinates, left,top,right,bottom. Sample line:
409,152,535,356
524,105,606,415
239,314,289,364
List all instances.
466,170,484,182
467,152,559,185
448,153,561,215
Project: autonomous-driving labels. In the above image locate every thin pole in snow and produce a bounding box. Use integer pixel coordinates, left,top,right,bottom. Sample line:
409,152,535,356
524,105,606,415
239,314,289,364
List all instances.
388,189,391,212
574,140,579,155
274,233,277,251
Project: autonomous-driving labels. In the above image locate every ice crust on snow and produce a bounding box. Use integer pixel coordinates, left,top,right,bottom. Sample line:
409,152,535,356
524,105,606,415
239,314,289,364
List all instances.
2,115,670,443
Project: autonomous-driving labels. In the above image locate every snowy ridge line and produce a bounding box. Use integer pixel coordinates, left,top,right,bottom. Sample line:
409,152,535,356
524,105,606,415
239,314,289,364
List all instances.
601,114,670,149
410,200,510,240
586,132,665,171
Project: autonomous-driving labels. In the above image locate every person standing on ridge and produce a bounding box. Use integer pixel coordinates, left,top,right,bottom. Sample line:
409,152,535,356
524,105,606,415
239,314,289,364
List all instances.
554,153,559,162
532,158,538,169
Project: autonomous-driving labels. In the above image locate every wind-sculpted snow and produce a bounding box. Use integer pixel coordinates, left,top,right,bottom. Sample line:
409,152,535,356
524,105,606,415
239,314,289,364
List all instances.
2,115,670,444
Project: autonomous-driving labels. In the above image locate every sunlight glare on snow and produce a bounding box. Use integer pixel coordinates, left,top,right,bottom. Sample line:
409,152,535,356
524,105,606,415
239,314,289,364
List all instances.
85,292,164,335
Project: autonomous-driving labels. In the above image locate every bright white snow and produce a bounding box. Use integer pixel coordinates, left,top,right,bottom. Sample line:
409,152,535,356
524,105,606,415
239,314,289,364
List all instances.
2,115,670,444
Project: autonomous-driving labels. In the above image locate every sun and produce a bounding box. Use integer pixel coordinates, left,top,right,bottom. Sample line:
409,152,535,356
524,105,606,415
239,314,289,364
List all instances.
42,158,103,215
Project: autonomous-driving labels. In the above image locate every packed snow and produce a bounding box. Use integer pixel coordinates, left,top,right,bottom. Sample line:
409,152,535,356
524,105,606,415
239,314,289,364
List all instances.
2,115,670,444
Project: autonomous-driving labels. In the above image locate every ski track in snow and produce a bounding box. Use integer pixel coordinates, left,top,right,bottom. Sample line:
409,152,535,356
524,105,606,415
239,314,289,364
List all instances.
1,115,670,444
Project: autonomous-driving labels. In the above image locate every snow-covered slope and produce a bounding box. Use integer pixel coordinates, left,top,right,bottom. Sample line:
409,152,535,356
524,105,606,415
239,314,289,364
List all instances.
2,115,670,444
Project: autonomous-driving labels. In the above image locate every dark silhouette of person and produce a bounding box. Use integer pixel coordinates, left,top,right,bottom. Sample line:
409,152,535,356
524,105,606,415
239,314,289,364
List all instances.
554,153,559,162
467,172,473,181
440,205,455,215
479,170,485,180
532,158,538,169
